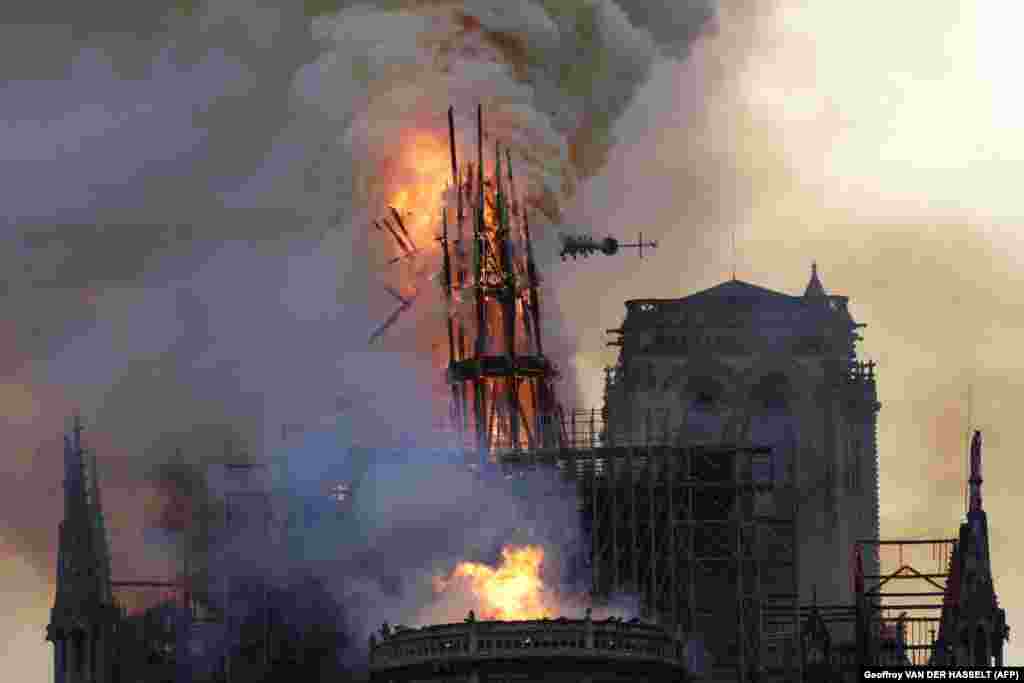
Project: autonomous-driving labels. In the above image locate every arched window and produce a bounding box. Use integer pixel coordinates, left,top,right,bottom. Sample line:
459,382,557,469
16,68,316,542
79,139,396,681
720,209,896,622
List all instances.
682,376,726,442
747,372,798,483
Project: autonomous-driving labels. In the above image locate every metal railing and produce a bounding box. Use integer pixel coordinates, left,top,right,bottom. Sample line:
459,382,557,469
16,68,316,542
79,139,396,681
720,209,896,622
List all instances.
857,538,957,667
563,409,606,450
431,409,604,453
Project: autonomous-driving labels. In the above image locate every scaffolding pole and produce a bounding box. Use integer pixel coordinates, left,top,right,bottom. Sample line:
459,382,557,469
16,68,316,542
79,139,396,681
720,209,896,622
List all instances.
500,442,800,681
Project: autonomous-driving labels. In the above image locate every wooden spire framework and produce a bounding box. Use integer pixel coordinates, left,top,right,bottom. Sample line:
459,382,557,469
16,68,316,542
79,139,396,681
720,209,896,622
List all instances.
439,105,565,459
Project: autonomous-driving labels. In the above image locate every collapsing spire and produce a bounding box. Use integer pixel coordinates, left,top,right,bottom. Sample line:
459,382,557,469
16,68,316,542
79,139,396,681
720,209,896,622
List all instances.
804,261,827,298
439,105,565,456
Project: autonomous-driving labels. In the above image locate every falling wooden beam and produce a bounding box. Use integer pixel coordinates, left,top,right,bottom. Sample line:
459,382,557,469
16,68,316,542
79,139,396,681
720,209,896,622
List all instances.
389,206,417,252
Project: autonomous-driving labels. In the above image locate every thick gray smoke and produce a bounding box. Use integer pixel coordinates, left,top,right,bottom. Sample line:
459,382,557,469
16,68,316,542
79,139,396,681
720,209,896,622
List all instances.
203,443,644,673
1,1,716,677
300,0,713,214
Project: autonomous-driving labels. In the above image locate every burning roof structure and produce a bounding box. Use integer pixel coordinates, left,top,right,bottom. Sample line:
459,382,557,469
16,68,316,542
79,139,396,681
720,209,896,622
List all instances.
369,105,566,458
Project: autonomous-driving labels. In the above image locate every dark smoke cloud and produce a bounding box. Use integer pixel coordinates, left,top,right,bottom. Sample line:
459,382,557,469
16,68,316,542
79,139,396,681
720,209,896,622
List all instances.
3,1,721,678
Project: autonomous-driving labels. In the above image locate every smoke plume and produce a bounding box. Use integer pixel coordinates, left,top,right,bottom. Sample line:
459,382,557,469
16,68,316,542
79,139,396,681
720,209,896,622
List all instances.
2,1,717,679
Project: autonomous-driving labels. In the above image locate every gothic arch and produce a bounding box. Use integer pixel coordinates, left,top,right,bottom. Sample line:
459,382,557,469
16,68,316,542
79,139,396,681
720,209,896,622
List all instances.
726,356,815,483
677,375,728,443
734,355,817,414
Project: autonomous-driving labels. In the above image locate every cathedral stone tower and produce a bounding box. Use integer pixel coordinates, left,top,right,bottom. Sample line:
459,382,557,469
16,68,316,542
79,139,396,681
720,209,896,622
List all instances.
604,265,881,612
47,417,120,683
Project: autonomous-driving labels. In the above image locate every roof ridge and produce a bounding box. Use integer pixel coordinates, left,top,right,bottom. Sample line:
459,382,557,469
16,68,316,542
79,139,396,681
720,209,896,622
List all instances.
683,279,798,301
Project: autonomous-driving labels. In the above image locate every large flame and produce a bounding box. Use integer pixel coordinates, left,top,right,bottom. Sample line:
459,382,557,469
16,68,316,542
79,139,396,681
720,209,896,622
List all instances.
386,131,452,255
373,127,548,447
433,544,556,620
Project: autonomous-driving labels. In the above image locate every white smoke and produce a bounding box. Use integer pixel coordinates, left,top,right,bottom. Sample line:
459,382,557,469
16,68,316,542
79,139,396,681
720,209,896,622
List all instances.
291,0,714,229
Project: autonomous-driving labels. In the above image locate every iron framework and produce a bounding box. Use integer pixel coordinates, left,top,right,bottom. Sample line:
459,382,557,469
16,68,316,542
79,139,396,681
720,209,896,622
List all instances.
855,538,956,667
499,438,801,683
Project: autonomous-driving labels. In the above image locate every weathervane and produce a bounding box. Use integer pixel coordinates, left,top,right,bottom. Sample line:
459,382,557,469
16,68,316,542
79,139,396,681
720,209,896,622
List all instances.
559,232,658,261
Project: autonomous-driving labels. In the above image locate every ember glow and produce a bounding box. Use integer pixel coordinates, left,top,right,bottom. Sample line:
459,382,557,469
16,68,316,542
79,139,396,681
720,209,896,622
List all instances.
386,131,452,256
369,122,550,449
433,544,556,620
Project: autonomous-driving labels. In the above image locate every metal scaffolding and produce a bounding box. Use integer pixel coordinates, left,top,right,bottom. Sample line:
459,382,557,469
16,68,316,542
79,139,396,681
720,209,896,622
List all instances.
854,537,956,667
500,440,801,682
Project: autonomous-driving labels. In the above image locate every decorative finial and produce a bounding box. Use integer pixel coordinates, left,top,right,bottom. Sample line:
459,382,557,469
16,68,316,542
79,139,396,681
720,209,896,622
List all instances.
968,430,983,513
731,224,737,280
804,261,827,297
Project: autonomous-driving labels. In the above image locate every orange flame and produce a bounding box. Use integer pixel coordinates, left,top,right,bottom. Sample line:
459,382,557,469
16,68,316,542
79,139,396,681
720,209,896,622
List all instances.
387,131,451,254
378,130,544,444
433,544,555,620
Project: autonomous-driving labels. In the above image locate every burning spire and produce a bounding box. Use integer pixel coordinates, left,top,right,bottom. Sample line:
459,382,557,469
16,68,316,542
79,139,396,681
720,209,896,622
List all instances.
290,2,718,440
439,105,565,457
366,105,564,456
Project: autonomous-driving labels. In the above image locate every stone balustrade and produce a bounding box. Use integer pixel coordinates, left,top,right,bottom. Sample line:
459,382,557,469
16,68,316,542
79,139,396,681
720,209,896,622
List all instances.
369,613,688,671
